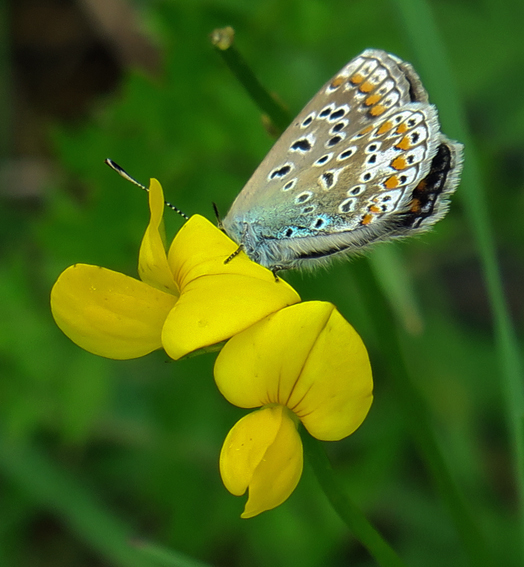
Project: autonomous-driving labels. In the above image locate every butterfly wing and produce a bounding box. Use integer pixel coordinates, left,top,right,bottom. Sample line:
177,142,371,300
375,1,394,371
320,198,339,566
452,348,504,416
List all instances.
222,49,463,270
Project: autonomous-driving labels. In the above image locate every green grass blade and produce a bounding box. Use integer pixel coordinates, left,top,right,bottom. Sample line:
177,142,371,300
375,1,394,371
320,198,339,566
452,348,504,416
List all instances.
392,0,524,555
352,259,496,567
0,434,199,567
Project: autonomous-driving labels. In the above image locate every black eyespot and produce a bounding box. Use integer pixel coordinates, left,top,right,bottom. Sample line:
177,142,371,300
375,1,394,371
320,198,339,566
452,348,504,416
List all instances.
331,122,345,133
270,165,291,179
315,155,330,165
285,228,294,237
411,132,420,144
329,108,346,120
327,136,343,147
314,218,324,228
367,143,378,152
351,185,363,195
339,148,354,160
322,172,335,188
407,118,416,127
383,195,391,201
303,206,314,214
340,200,353,213
283,179,295,190
407,155,415,164
302,115,313,127
399,175,407,184
291,138,312,152
319,106,332,118
362,172,372,181
367,155,377,164
296,193,311,203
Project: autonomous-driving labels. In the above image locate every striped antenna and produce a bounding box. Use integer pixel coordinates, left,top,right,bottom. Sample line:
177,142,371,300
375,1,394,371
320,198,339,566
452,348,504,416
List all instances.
104,159,189,220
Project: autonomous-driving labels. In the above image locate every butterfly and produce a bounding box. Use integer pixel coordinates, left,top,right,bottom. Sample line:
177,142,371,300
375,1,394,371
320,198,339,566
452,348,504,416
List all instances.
221,49,463,272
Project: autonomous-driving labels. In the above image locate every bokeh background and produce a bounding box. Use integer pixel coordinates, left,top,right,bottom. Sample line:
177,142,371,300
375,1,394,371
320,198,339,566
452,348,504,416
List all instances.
1,0,523,566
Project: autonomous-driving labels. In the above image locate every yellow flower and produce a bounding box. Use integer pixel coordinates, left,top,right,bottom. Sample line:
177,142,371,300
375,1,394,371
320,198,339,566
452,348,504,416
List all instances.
215,301,373,518
51,179,300,360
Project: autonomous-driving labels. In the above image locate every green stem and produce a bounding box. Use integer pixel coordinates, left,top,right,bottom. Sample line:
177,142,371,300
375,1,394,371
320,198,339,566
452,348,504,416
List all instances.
211,27,291,134
302,431,408,567
392,0,524,558
352,259,495,567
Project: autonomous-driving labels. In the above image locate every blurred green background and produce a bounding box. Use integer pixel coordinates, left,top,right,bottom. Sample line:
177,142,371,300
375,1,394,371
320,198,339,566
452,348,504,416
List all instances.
1,0,523,566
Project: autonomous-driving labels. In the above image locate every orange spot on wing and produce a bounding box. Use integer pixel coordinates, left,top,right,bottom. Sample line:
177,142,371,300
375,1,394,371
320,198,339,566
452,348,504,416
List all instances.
384,176,399,189
370,105,387,117
396,123,408,134
391,156,407,170
395,135,411,150
410,198,422,213
331,76,345,88
361,214,373,225
350,73,364,84
369,205,381,213
364,94,381,106
414,179,427,194
359,81,374,93
360,125,374,135
377,121,394,134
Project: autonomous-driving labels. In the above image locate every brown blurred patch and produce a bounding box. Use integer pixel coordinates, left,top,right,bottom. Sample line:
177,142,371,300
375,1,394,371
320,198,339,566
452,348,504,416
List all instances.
3,0,160,198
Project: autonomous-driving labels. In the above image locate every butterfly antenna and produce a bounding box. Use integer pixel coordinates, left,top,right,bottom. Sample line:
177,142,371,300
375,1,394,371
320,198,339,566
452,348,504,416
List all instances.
104,159,189,220
212,201,224,229
224,246,243,264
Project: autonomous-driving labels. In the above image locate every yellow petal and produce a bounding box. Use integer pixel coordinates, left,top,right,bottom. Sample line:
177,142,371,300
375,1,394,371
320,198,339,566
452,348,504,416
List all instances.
290,305,373,440
51,264,177,359
161,215,300,360
138,179,179,295
168,215,286,287
214,301,373,441
220,405,303,518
